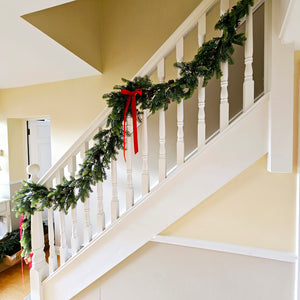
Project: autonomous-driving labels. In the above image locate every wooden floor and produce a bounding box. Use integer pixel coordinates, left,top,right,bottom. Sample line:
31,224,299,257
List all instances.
0,263,30,300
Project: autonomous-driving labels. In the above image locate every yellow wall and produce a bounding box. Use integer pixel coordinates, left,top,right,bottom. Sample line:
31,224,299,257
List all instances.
0,0,202,167
7,119,27,182
162,51,300,253
162,155,296,252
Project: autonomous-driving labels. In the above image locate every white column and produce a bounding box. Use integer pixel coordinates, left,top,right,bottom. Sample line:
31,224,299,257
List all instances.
176,37,185,165
220,0,230,132
68,156,79,255
96,181,105,233
267,0,294,173
45,180,57,274
56,170,68,264
142,110,150,196
243,5,254,111
111,159,119,222
157,58,166,182
28,164,49,300
198,13,206,149
126,116,134,209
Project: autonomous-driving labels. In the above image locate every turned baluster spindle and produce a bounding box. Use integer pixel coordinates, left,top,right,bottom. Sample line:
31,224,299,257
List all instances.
243,5,254,111
219,0,230,132
126,116,134,209
46,179,57,274
96,180,105,233
157,58,166,183
198,14,207,149
27,164,49,300
111,159,119,222
80,141,92,245
56,169,68,264
68,156,79,255
80,141,89,161
176,37,185,165
142,110,150,196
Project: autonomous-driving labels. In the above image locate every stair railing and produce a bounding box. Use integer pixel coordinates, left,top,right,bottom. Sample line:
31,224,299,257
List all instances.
28,0,261,298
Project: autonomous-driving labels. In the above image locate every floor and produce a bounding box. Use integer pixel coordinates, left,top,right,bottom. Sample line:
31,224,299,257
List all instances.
0,262,30,300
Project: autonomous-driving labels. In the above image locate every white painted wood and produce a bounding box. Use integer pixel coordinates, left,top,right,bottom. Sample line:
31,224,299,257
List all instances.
220,0,229,131
157,59,166,183
45,179,57,274
67,156,79,255
47,206,57,274
243,5,255,111
96,181,105,233
176,38,185,165
42,95,269,300
27,164,49,300
56,170,68,265
135,0,218,77
126,116,134,209
80,141,89,161
142,110,150,196
279,0,300,50
197,14,206,149
220,0,229,15
111,159,119,222
295,80,300,300
27,119,52,178
267,0,294,173
220,61,229,131
151,235,297,263
83,198,92,245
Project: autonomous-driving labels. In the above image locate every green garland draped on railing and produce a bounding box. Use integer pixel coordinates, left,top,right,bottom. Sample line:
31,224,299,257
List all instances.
13,0,254,259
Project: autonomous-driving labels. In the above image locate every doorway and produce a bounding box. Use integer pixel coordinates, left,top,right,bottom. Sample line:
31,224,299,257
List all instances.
26,119,52,178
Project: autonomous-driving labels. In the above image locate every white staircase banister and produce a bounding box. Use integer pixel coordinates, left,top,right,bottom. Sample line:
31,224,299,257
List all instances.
39,0,219,187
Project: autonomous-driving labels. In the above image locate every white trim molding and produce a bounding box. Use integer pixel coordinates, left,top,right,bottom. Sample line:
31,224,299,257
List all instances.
151,235,297,263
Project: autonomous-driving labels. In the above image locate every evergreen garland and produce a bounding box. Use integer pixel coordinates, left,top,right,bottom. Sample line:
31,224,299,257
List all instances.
0,230,21,264
13,0,254,259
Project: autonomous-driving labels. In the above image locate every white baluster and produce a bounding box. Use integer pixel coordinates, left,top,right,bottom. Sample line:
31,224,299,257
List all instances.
111,159,119,222
157,58,166,182
80,141,89,161
28,164,49,300
198,14,206,149
68,156,79,255
243,5,254,111
56,169,68,264
79,141,92,245
83,197,92,245
96,181,105,233
220,0,230,132
142,110,150,196
176,37,184,165
46,180,57,274
126,116,134,209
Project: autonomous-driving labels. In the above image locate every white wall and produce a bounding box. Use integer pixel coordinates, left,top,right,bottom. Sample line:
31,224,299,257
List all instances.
72,242,295,300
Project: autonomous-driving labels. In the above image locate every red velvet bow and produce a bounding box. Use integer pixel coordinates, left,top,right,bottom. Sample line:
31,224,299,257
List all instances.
121,88,142,161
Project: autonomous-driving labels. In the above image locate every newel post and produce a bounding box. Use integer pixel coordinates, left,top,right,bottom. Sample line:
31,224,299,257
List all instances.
28,164,49,300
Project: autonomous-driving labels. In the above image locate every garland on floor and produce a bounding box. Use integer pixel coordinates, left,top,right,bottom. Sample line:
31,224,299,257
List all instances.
13,0,254,260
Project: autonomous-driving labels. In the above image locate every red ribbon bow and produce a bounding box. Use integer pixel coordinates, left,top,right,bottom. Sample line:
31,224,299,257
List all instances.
121,88,142,161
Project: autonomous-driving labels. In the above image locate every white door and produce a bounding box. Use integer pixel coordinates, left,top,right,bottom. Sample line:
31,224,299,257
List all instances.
27,119,52,178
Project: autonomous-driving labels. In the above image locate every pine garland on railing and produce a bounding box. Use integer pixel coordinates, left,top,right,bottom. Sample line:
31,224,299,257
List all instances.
13,0,254,260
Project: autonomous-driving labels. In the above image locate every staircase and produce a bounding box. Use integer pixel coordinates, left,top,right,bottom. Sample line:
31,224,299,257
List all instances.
26,0,276,299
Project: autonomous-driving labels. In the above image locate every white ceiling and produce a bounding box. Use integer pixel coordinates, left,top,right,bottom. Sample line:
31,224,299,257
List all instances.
0,0,100,89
